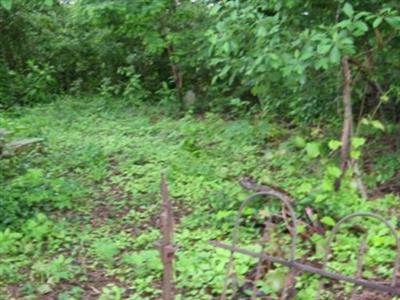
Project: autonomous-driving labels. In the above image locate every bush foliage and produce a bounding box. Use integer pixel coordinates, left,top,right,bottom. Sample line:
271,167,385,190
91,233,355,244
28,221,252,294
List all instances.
1,0,399,120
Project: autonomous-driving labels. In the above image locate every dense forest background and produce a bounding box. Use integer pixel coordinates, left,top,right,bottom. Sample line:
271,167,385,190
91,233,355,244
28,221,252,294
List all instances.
1,0,400,299
1,0,399,119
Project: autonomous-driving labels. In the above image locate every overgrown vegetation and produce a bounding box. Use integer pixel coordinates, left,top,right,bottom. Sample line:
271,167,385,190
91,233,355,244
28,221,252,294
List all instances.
1,0,400,299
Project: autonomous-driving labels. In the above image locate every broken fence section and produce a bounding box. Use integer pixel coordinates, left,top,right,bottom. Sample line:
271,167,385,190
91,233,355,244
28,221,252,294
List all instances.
158,178,400,299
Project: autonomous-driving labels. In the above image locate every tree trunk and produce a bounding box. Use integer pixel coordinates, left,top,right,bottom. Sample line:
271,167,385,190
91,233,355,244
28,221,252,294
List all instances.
167,44,183,103
335,56,353,191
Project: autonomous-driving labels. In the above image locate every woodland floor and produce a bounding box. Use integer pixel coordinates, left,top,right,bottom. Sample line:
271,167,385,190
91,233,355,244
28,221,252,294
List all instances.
1,97,400,300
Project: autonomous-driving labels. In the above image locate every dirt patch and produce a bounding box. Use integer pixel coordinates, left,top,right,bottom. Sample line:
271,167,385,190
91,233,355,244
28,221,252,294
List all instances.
6,284,20,299
351,289,394,300
91,204,111,228
372,173,400,198
37,269,125,300
82,269,123,298
90,156,132,227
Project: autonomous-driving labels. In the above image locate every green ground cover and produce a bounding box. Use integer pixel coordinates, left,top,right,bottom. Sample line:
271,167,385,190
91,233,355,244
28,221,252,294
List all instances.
1,97,399,299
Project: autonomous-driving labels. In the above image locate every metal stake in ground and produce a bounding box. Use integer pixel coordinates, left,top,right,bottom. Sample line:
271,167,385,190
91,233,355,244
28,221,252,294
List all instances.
160,175,175,300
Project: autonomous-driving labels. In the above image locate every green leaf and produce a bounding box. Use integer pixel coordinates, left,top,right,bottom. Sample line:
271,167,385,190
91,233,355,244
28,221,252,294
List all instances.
256,26,267,37
92,239,120,262
216,210,234,220
337,19,351,29
321,216,336,226
211,75,218,85
361,118,370,126
371,120,385,131
208,32,217,45
265,270,287,292
37,284,52,295
343,3,354,18
327,166,341,178
328,140,342,151
355,11,370,19
385,16,400,30
1,0,12,10
45,0,53,6
317,44,331,55
322,178,334,191
373,17,383,28
293,136,306,148
350,149,361,159
353,21,369,36
300,46,314,61
219,65,231,78
315,58,329,70
329,46,340,63
297,223,306,234
297,182,312,194
380,94,389,103
222,42,230,54
305,142,321,158
351,137,366,148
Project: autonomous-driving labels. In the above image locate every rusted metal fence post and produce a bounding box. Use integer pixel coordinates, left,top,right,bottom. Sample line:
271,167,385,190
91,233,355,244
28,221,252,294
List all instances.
160,175,175,300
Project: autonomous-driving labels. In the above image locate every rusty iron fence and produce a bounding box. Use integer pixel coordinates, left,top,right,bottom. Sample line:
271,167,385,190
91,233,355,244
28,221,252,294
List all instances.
158,178,400,299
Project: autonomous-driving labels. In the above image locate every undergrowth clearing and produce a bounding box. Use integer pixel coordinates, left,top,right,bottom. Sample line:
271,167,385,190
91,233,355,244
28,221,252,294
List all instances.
1,97,399,299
